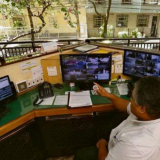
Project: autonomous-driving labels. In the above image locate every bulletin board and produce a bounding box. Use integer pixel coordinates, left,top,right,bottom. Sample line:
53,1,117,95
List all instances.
41,48,130,84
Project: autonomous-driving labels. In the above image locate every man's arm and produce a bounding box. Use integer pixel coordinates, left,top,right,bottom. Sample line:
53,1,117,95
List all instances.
94,82,130,113
97,139,108,160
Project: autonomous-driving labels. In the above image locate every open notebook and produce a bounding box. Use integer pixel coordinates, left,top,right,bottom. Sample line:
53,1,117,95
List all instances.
68,91,92,108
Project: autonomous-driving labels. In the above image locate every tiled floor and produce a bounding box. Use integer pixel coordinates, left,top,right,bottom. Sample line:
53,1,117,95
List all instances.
46,155,74,160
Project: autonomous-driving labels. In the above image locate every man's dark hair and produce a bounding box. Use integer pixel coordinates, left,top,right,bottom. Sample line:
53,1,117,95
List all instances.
133,76,160,118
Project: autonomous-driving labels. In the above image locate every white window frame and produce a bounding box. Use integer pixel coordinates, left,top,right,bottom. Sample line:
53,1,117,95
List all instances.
144,0,159,4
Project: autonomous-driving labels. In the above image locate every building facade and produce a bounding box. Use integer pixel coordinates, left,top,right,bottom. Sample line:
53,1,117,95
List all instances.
86,0,160,38
0,0,160,39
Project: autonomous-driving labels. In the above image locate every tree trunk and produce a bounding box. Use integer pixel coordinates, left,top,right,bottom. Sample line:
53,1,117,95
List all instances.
27,8,34,41
27,6,35,51
75,1,80,39
102,0,111,38
102,20,107,38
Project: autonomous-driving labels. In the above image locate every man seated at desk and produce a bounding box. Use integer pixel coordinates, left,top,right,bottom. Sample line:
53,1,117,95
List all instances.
75,76,160,160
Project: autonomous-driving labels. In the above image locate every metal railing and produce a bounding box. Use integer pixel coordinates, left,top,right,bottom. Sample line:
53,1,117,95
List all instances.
0,37,160,65
0,25,88,42
85,38,160,50
0,39,85,64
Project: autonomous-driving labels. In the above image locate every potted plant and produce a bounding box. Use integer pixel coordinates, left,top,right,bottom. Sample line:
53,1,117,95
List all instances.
131,28,142,38
99,24,114,38
118,30,129,38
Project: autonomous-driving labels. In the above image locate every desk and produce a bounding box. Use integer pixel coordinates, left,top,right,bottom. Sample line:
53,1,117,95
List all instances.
0,84,124,136
0,47,130,159
0,84,129,159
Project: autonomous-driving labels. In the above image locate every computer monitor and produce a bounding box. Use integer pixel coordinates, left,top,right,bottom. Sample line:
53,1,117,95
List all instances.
123,49,160,80
60,54,112,90
0,75,13,117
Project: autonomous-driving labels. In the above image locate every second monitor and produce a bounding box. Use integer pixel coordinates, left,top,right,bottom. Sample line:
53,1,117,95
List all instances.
60,53,112,90
123,49,160,80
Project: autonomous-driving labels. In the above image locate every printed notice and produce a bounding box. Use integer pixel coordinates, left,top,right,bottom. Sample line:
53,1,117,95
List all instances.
112,65,114,73
41,41,57,53
31,65,43,78
115,64,123,73
20,60,37,73
112,55,123,64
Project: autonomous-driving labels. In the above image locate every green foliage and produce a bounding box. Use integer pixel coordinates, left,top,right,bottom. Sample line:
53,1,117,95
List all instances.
51,17,59,28
131,28,141,38
0,0,80,42
118,30,129,38
13,20,26,28
57,0,81,28
0,0,79,28
0,35,7,41
0,0,58,18
99,24,114,37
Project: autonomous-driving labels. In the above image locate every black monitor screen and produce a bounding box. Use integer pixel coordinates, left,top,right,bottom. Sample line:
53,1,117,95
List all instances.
0,76,13,102
123,49,160,78
60,54,112,82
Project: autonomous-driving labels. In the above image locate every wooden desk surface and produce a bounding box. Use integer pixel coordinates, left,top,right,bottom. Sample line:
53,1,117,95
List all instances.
0,104,115,137
34,103,115,117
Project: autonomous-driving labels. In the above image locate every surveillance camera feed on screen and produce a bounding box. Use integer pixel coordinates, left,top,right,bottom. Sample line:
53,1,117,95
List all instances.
124,50,160,78
60,54,111,82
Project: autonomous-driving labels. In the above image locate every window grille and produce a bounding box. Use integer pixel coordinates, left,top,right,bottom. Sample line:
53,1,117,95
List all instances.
122,0,132,4
94,15,103,27
95,0,105,4
137,15,149,27
116,15,128,27
11,17,26,27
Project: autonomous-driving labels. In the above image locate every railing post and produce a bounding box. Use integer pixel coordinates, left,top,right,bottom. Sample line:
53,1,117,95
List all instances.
32,41,36,52
85,39,90,44
127,39,130,46
113,28,114,38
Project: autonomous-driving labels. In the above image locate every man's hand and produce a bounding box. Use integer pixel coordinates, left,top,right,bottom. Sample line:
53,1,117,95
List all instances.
96,139,108,160
93,82,111,98
96,139,108,149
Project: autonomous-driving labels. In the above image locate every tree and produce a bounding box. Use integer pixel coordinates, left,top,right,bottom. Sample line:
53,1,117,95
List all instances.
57,0,81,38
88,0,112,38
0,0,54,43
0,0,81,44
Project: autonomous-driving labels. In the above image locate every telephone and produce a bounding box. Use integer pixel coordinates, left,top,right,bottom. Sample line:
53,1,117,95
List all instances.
33,81,54,106
38,81,54,99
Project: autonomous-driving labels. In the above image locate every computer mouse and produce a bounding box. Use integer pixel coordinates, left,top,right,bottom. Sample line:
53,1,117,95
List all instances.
54,83,63,89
